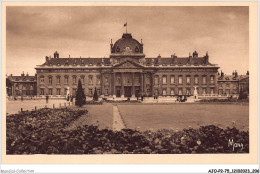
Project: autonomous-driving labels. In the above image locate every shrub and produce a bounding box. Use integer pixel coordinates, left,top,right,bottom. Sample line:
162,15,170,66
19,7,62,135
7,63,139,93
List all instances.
75,79,86,107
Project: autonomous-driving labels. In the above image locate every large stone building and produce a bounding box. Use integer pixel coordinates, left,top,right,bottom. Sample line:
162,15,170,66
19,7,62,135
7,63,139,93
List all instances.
6,72,37,97
217,70,249,96
35,32,220,99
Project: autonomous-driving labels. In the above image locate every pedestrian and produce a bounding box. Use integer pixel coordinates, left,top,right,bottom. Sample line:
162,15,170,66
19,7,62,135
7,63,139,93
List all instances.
46,94,49,103
70,95,74,104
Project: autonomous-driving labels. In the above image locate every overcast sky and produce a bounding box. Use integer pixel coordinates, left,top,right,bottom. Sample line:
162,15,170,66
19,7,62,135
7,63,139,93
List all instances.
6,6,248,76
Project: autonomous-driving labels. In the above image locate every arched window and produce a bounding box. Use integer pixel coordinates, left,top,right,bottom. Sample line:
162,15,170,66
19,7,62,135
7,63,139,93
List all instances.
162,75,167,84
64,76,69,84
72,76,77,85
80,75,85,84
48,76,53,85
154,75,159,85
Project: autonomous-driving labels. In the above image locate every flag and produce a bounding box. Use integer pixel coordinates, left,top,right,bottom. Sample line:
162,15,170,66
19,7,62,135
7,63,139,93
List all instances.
124,23,127,27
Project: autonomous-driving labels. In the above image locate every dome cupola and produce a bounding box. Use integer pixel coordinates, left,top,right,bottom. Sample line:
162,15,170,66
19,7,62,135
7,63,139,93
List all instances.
110,33,144,58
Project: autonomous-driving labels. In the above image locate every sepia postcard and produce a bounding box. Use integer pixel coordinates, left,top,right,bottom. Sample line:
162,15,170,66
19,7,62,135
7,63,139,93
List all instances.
1,1,258,164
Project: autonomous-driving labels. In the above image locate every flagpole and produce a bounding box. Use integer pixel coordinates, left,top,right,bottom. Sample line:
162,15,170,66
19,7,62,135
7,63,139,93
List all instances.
126,24,127,33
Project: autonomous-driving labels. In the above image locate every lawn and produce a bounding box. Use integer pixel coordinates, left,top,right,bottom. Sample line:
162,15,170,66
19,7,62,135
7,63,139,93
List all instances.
117,103,249,131
69,102,114,130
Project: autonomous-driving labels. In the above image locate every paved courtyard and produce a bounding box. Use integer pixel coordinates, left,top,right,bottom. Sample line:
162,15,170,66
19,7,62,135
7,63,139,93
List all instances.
6,99,69,115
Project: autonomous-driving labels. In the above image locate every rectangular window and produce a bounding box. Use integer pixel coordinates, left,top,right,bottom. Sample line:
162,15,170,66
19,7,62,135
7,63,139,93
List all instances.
155,76,159,85
186,76,191,84
186,88,191,95
97,89,101,95
81,76,85,84
170,76,175,84
40,77,44,84
155,89,159,95
162,76,167,84
89,88,93,96
105,89,109,95
56,88,61,95
57,76,60,84
64,76,69,84
88,76,93,85
194,76,199,85
226,89,230,95
73,88,77,95
202,76,207,85
73,76,77,84
40,89,44,95
64,88,68,95
170,88,175,95
218,89,223,95
202,88,206,95
178,76,183,84
49,77,52,85
178,88,183,95
162,89,167,95
210,76,214,84
96,76,101,85
48,88,53,95
210,88,214,95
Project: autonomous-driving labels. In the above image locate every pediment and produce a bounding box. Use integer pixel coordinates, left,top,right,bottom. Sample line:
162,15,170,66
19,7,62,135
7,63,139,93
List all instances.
113,60,144,69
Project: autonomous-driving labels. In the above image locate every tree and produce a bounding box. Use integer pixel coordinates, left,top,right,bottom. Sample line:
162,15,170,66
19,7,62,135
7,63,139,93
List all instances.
93,87,98,101
238,89,248,100
75,79,86,107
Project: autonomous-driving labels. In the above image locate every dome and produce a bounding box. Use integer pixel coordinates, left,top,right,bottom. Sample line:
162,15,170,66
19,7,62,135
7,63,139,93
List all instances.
111,33,143,54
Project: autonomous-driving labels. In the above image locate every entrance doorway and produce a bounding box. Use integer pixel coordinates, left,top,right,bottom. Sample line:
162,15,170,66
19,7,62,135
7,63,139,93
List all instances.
116,89,121,97
124,87,132,97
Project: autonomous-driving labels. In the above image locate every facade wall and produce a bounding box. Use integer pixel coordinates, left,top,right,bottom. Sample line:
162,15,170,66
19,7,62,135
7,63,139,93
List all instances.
153,68,218,96
36,69,109,96
35,67,218,97
217,81,239,95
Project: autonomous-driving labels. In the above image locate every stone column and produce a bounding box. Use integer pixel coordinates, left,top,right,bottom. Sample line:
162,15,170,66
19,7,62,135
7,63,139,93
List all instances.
143,73,146,95
113,73,116,98
140,73,144,93
151,72,154,96
100,73,104,96
121,72,124,98
131,72,135,98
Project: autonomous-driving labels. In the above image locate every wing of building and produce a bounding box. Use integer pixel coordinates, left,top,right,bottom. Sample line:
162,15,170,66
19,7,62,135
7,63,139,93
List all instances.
34,32,221,98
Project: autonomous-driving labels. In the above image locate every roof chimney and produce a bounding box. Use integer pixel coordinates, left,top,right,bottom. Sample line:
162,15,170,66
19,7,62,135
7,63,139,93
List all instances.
45,56,49,62
54,51,59,58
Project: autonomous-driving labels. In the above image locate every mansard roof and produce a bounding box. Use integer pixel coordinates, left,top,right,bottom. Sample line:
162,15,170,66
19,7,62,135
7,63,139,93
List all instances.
42,58,111,66
145,57,213,66
8,75,36,82
218,75,249,81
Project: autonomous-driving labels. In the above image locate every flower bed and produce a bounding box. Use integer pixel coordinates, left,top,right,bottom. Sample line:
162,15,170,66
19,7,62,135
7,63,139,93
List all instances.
85,101,103,105
7,109,248,154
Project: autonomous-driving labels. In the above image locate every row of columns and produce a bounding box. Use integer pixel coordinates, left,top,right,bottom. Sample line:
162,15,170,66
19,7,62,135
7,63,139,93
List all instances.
101,72,154,97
